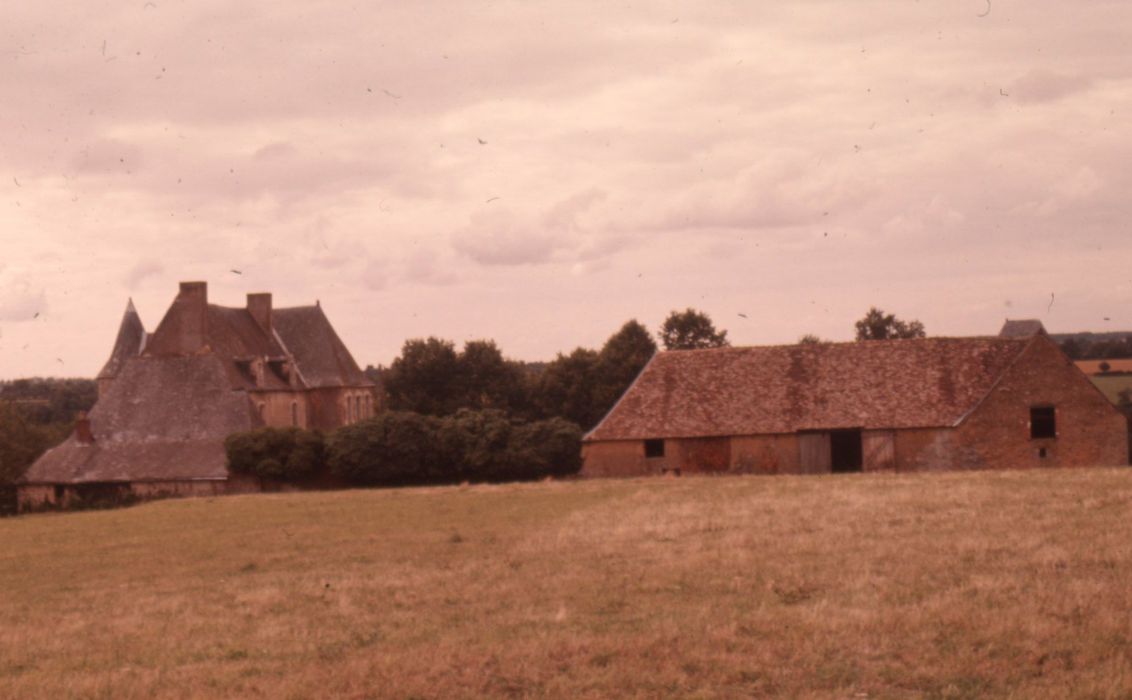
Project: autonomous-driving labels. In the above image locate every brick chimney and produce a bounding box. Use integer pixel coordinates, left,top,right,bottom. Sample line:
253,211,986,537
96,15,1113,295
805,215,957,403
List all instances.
247,293,272,335
177,281,209,352
75,411,94,444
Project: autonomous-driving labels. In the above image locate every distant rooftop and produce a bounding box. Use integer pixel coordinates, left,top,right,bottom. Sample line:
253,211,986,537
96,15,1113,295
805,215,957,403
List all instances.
999,319,1047,338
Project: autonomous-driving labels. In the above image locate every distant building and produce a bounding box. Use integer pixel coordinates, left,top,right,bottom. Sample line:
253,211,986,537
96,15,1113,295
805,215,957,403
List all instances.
999,318,1047,338
19,281,376,511
582,333,1127,476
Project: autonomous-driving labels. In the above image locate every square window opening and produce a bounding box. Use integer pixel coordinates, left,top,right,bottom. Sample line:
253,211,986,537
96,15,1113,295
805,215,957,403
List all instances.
644,439,665,459
1031,406,1056,439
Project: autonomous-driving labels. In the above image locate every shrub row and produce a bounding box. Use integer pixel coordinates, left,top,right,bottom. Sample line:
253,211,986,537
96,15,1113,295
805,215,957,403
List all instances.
224,410,582,486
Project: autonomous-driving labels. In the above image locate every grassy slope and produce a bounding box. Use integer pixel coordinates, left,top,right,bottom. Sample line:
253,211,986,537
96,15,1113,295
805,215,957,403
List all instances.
2,470,1132,699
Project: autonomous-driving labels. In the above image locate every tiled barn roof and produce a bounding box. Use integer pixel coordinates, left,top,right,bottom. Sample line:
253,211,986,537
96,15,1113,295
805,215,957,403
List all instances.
585,337,1033,441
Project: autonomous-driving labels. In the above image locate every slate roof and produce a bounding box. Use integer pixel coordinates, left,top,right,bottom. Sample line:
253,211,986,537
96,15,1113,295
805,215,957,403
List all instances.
25,285,372,485
585,337,1033,441
999,319,1047,338
24,355,255,483
274,305,371,388
96,300,146,381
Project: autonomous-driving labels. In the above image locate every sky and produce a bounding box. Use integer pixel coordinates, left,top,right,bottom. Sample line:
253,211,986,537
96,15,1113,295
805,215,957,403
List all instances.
2,1,1131,379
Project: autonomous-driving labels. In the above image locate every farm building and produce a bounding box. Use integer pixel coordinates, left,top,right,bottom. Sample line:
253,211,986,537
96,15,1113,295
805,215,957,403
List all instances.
18,281,376,511
582,332,1128,477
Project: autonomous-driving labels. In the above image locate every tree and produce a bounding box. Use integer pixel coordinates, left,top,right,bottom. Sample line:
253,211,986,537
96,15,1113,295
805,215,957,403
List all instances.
593,320,656,413
854,307,926,341
0,404,68,484
798,334,826,345
659,308,729,350
458,340,527,414
534,348,602,429
383,337,462,415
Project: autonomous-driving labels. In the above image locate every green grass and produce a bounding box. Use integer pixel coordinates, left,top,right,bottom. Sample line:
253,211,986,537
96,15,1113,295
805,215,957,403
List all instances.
3,470,1132,698
1089,374,1132,404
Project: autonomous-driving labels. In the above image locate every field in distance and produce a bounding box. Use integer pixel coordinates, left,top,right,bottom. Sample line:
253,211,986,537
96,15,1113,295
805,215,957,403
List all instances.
3,469,1132,699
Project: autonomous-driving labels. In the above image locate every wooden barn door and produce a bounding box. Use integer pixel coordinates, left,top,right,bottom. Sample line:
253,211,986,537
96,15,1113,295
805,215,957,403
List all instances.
862,430,896,471
798,432,832,474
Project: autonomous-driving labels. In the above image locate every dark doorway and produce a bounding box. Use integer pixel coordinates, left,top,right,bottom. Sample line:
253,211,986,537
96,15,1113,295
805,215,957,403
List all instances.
830,429,863,473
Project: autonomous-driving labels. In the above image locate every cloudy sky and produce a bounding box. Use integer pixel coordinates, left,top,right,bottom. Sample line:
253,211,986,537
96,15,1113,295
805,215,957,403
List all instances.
2,1,1130,378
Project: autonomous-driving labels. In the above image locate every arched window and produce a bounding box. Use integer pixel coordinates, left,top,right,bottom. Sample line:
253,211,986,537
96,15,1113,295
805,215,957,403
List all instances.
291,401,298,427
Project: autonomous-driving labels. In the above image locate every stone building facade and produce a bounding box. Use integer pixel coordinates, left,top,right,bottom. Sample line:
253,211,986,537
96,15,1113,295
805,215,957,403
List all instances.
582,333,1128,477
19,281,376,511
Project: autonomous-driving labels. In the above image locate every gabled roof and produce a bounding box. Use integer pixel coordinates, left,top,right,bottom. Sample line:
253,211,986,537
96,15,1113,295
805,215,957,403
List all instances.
24,354,256,484
999,319,1047,338
585,337,1032,441
273,305,371,388
26,283,372,485
97,300,146,381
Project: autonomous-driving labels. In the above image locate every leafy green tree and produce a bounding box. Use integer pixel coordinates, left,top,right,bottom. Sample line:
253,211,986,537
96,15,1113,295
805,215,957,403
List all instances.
593,320,656,416
534,348,602,429
798,334,826,344
383,338,462,415
0,404,68,484
458,340,528,414
0,378,97,424
854,307,926,341
659,308,729,350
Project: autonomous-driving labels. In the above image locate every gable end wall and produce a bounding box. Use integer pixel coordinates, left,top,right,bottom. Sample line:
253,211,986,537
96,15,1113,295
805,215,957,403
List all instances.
955,336,1128,469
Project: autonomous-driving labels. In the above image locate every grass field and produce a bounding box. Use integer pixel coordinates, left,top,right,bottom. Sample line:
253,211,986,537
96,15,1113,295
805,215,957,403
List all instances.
1089,374,1132,404
3,469,1132,699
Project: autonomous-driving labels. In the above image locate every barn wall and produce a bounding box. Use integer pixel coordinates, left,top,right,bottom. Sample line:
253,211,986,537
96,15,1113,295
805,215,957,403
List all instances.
956,336,1128,469
581,440,654,477
673,437,731,474
16,485,55,512
730,434,801,474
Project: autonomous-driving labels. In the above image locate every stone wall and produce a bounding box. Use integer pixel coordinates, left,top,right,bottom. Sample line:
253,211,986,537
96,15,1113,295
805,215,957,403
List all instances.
17,475,263,513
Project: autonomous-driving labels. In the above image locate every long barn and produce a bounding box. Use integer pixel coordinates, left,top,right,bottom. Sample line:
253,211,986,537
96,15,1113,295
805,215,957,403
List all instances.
582,332,1128,476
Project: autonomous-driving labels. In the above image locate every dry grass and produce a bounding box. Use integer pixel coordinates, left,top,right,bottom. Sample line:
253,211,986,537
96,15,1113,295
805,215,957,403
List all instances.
3,469,1132,698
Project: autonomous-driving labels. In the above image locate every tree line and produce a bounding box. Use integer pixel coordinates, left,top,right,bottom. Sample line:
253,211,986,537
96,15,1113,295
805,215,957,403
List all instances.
0,379,97,485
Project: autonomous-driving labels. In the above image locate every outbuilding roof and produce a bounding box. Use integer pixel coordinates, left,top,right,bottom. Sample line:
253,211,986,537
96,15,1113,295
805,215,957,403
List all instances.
585,336,1034,441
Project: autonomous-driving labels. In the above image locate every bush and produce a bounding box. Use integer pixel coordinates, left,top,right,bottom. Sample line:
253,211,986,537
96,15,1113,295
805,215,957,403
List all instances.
327,411,448,484
224,427,325,481
515,417,584,478
324,409,583,486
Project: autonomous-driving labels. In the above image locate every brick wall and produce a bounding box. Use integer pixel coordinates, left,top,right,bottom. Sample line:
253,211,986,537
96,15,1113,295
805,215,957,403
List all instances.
954,335,1128,469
